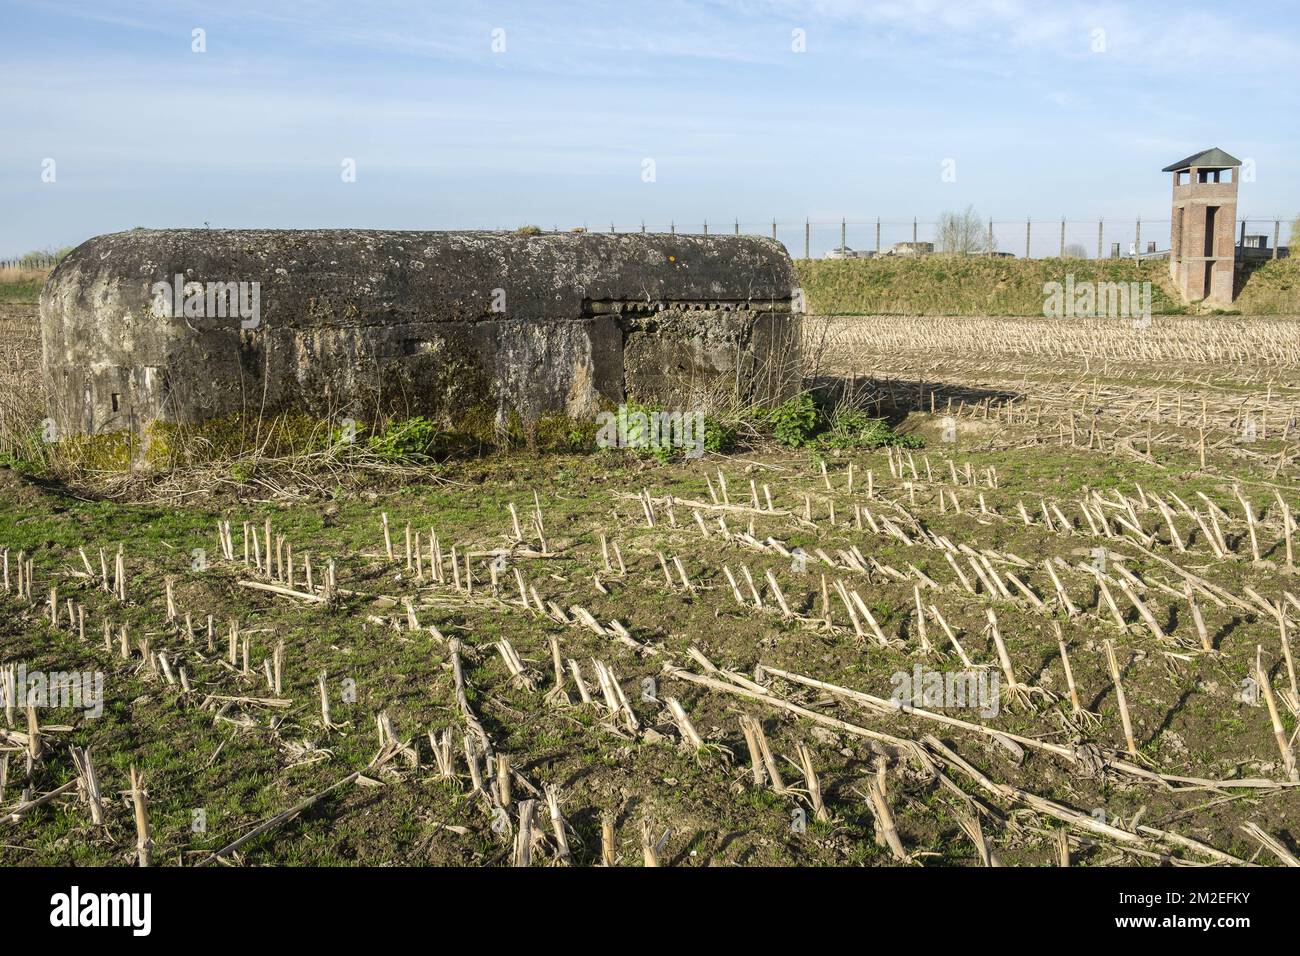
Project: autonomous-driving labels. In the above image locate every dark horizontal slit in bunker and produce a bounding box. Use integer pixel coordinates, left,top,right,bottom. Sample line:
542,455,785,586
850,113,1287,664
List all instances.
580,297,796,316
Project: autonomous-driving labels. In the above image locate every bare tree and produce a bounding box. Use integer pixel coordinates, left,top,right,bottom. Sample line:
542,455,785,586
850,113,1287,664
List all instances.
937,206,994,255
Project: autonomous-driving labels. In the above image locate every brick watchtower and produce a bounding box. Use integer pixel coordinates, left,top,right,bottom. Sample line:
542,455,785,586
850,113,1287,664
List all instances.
1164,147,1241,305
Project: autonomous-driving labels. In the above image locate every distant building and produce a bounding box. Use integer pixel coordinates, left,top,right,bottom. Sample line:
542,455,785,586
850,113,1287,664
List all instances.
886,241,934,257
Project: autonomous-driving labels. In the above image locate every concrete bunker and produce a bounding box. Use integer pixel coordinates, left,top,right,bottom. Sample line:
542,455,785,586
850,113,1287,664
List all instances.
40,229,802,442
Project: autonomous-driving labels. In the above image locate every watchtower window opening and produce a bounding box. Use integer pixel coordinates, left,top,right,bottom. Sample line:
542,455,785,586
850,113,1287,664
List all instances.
110,393,120,412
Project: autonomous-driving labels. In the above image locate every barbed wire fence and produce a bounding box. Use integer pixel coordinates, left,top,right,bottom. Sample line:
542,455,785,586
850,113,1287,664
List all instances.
3,218,1293,268
551,216,1295,262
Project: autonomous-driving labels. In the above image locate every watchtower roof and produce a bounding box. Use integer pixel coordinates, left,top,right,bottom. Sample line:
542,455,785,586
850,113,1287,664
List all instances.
1162,147,1242,172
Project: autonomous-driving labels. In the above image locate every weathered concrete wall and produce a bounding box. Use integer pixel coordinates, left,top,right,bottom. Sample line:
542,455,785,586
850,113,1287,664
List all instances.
40,230,801,438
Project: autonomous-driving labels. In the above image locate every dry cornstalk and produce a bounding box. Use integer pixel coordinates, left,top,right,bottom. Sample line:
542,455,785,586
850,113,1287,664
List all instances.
496,639,537,692
863,775,907,862
764,569,793,617
664,696,704,751
956,803,998,866
449,639,492,758
795,742,829,822
495,753,513,809
1240,822,1299,866
3,778,79,824
739,716,767,787
1055,626,1100,729
200,765,368,865
130,765,151,867
1103,639,1140,759
464,736,484,792
641,819,660,867
427,728,455,779
739,713,787,794
1184,581,1212,652
601,811,617,866
566,659,593,704
1256,651,1298,782
513,799,536,866
1116,579,1168,643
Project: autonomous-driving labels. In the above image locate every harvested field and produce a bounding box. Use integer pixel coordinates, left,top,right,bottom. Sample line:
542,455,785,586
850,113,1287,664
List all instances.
1,306,1299,867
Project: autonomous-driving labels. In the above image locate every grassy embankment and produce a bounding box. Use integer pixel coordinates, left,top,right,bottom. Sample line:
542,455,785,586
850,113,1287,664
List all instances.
795,255,1300,316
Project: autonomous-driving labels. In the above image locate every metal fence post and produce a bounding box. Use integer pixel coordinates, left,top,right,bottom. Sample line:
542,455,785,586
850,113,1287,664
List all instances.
804,218,810,259
771,218,777,240
876,218,881,255
988,218,994,257
1275,219,1281,259
1097,219,1103,260
1135,217,1141,261
1059,217,1065,258
1025,217,1031,259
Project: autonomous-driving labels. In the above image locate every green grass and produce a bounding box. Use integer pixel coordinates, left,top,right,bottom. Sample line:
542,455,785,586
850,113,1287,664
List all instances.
0,277,44,304
1234,257,1300,314
796,256,1190,316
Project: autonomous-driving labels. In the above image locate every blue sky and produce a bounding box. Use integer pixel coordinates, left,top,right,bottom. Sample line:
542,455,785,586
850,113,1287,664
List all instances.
2,0,1298,257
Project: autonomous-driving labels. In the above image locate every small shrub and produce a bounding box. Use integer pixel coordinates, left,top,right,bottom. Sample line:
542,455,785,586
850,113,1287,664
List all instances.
367,417,441,462
703,416,737,454
820,408,924,450
769,393,819,448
